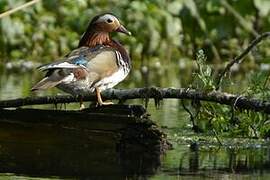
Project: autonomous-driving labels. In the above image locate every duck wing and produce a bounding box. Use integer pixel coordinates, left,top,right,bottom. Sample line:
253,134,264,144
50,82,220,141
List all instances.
37,45,104,71
31,45,120,91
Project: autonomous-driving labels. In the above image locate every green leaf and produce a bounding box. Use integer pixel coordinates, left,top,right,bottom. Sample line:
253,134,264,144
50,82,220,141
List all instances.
254,0,270,17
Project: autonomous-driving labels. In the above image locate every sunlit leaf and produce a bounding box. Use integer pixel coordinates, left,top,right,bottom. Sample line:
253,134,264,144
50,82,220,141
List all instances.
254,0,270,16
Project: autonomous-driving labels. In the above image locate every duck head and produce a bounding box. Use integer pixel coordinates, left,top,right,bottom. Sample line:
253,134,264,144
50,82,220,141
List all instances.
79,13,131,47
91,14,131,35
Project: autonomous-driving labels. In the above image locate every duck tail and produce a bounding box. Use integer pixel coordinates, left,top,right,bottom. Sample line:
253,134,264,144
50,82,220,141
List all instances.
31,77,62,91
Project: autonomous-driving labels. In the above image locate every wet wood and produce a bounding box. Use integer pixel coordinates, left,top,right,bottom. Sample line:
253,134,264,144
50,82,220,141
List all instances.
0,104,171,177
1,87,270,114
0,105,170,152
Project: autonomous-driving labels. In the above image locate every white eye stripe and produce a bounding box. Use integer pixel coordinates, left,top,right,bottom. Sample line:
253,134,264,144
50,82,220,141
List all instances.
97,14,118,23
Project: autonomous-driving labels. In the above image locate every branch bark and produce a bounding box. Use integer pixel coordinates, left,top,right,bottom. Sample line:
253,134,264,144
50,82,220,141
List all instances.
0,0,41,19
1,87,270,114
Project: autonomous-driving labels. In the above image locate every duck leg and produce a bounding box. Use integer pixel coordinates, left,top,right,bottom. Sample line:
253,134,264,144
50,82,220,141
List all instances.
95,87,113,106
79,95,85,110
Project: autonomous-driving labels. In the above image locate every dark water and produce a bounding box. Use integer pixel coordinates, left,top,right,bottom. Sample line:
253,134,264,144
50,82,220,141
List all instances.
1,70,270,179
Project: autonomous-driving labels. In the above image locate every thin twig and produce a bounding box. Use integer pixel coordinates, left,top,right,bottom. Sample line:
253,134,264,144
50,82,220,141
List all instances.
212,129,223,146
220,0,258,37
0,0,41,19
216,32,270,90
181,99,195,127
263,70,270,88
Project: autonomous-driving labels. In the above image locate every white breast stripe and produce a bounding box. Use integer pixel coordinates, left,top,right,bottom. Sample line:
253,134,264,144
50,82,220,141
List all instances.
115,51,122,66
115,51,129,73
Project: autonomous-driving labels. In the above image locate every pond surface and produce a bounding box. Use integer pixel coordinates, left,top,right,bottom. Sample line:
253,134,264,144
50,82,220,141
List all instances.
1,69,270,179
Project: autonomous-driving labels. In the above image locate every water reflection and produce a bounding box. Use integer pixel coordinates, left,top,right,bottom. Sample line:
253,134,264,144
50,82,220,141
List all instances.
157,141,270,179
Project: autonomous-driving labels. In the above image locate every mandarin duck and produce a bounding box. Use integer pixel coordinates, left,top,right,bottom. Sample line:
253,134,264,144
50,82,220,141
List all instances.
31,13,131,107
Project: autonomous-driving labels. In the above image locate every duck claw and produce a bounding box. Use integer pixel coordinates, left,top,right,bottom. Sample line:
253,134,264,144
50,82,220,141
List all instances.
96,101,114,107
80,103,85,110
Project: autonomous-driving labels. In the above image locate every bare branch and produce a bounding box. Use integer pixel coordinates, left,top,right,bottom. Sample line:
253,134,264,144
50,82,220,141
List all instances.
0,0,41,19
1,87,270,114
216,32,270,90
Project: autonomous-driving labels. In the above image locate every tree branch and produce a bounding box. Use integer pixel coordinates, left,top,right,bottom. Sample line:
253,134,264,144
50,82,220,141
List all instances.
0,0,41,19
1,87,270,114
220,0,258,37
216,32,270,90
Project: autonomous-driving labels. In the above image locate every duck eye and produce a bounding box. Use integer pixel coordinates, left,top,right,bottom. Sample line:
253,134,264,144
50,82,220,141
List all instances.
106,19,113,23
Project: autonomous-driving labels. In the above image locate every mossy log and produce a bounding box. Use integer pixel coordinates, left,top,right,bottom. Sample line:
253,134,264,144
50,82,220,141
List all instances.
0,104,171,177
1,87,270,114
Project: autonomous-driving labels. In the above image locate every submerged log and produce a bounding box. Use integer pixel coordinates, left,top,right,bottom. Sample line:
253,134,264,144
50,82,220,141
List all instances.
1,87,270,114
0,104,171,177
0,105,170,152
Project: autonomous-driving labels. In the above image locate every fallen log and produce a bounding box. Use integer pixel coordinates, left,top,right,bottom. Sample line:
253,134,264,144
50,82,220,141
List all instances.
0,104,171,177
0,87,270,114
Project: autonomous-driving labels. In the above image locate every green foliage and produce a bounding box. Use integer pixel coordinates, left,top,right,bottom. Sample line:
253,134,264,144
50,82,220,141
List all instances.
1,0,270,65
254,0,270,17
0,0,184,62
245,71,270,99
186,49,270,138
193,49,215,90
